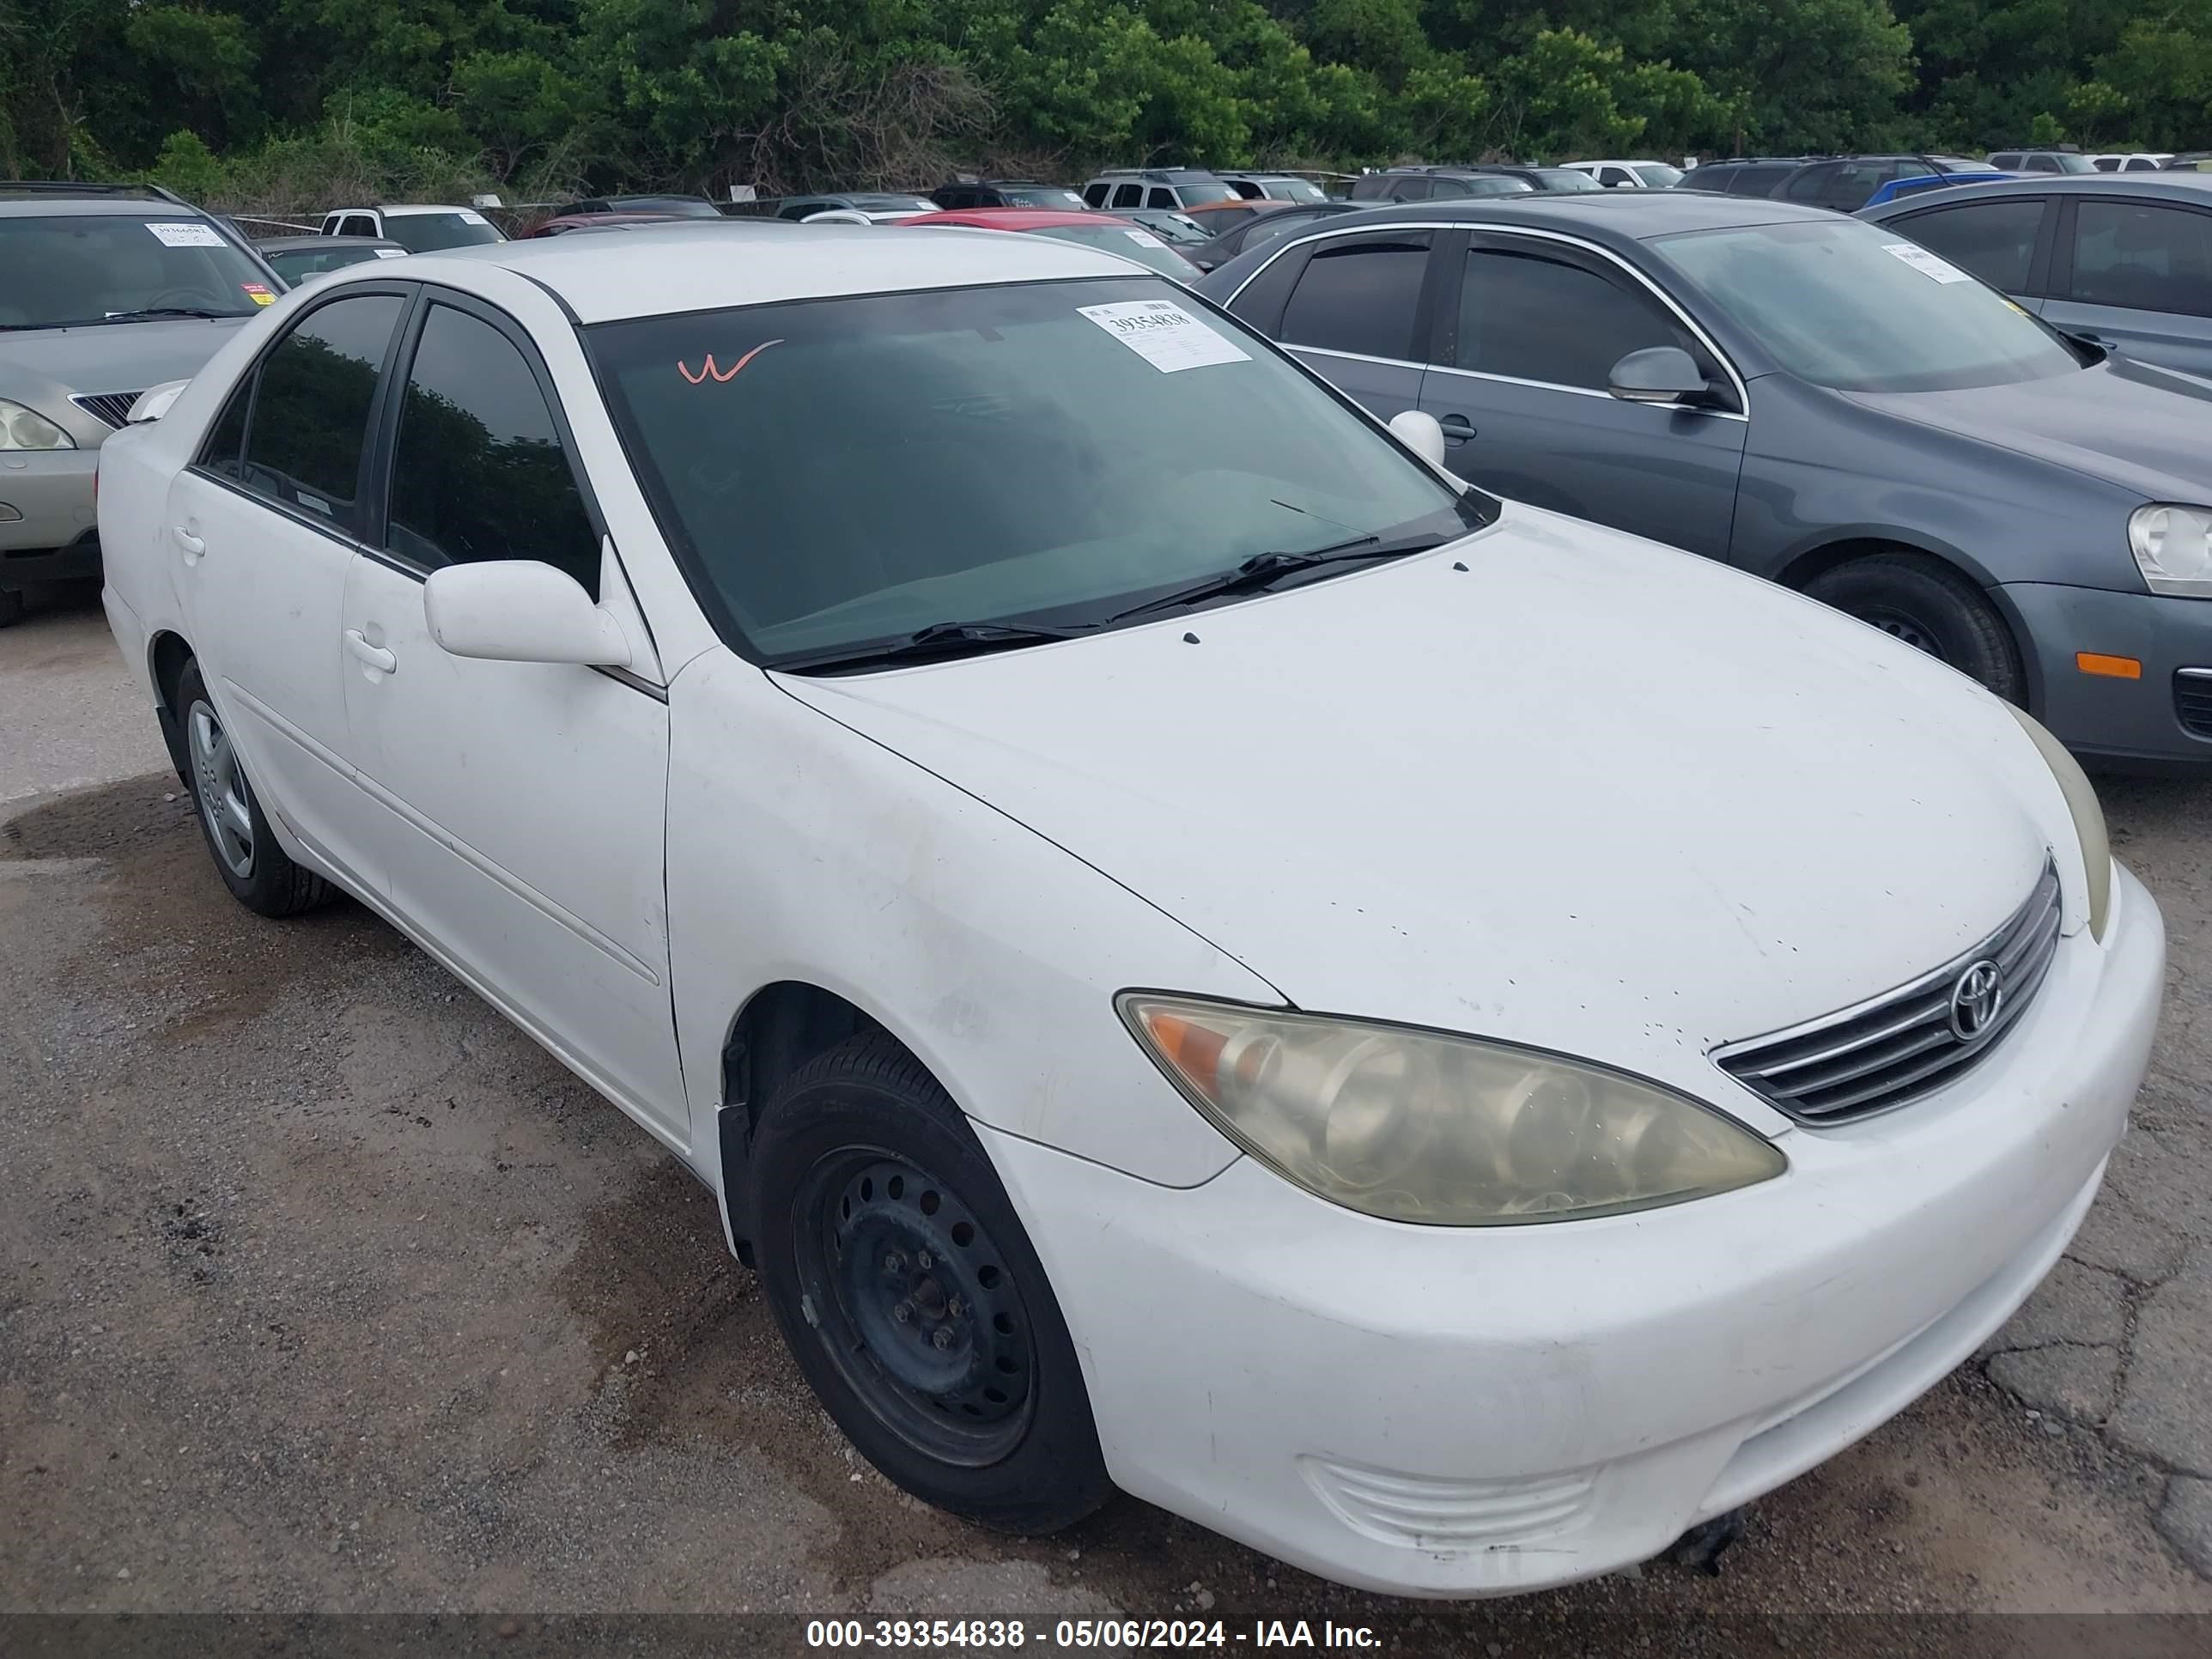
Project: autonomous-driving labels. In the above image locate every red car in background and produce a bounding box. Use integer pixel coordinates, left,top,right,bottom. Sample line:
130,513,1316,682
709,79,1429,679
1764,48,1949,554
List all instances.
899,209,1202,283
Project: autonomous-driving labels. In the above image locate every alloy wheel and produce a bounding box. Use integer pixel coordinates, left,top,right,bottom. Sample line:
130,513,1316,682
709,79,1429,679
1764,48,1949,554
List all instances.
187,698,255,878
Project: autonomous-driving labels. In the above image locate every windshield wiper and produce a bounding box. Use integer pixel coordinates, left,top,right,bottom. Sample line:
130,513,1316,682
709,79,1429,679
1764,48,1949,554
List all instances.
773,619,1095,673
99,307,230,323
1106,532,1443,624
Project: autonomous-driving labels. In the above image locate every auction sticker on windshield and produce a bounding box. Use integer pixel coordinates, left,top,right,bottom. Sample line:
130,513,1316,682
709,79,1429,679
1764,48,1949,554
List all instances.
1881,242,1972,283
146,222,225,248
1079,299,1249,372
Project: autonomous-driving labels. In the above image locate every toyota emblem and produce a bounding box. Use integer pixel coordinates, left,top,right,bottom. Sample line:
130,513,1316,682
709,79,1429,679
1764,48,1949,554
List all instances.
1948,959,2004,1043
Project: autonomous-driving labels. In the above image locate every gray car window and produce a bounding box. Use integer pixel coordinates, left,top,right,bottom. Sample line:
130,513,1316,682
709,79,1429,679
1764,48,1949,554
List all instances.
1112,185,1143,209
239,294,404,535
1893,198,2047,292
1280,238,1430,359
1459,248,1699,390
2067,200,2212,316
1656,217,2082,392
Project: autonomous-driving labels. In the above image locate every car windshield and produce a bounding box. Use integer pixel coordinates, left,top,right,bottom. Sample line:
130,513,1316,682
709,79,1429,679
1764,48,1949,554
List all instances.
611,197,722,217
0,214,271,326
1531,169,1604,191
1632,164,1685,188
588,275,1488,665
383,212,502,252
1468,177,1538,196
2051,154,2095,173
1175,180,1239,205
1001,187,1091,210
1131,212,1209,244
853,195,937,214
1271,179,1329,203
1651,217,2086,393
1028,224,1202,282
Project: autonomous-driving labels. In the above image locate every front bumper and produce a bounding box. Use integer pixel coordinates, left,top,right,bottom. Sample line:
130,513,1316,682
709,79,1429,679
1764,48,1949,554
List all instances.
0,447,101,586
2001,580,2212,768
982,864,2163,1597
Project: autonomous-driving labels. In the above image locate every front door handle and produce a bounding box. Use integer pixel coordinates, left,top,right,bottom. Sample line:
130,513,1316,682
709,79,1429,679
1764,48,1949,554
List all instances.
172,526,205,561
1438,413,1477,443
344,629,397,675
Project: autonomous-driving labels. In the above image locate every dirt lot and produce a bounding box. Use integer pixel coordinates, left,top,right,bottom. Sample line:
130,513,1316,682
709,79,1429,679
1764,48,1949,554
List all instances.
5,591,2212,1657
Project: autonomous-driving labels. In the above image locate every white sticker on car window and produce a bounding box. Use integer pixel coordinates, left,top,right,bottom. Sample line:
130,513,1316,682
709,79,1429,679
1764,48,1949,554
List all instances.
458,209,489,225
372,248,409,258
1078,300,1250,373
1124,229,1165,248
146,222,225,248
1882,242,1972,283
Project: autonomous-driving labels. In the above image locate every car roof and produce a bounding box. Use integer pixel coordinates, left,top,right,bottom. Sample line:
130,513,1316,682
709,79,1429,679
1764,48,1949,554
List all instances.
328,204,479,217
1864,172,2212,213
1297,190,1836,243
396,220,1142,323
0,194,211,219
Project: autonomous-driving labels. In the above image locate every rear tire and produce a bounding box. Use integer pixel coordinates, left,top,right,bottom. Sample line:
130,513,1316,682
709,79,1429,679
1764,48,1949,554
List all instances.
0,587,22,629
175,657,335,918
750,1032,1110,1534
1804,551,2025,702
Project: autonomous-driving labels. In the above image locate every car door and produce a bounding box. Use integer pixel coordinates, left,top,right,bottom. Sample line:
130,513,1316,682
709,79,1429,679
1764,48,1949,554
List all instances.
1244,228,1435,421
1881,196,2055,311
1418,233,1746,557
2042,195,2212,374
335,289,686,1141
163,285,410,890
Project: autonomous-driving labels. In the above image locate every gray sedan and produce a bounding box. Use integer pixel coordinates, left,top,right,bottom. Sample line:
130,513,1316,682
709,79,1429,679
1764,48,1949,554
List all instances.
1196,191,2212,769
1863,172,2212,377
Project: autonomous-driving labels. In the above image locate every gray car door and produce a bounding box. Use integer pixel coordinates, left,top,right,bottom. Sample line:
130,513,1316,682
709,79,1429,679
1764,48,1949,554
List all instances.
1415,231,1747,558
1256,228,1435,423
2040,195,2212,375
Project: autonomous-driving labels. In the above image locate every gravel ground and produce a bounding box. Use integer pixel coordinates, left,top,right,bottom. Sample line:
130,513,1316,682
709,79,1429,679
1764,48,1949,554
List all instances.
4,592,2212,1657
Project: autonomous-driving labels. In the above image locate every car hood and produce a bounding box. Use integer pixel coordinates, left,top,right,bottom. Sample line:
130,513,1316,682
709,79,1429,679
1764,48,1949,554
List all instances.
1847,356,2212,503
773,507,2068,1109
1,316,253,442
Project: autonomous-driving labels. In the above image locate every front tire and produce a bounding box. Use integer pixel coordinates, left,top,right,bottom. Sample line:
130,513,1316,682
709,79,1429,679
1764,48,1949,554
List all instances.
174,657,335,918
1804,551,2026,702
750,1033,1110,1533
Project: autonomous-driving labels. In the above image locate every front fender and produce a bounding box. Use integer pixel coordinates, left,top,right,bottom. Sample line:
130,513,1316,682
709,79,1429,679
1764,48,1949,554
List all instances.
665,649,1273,1202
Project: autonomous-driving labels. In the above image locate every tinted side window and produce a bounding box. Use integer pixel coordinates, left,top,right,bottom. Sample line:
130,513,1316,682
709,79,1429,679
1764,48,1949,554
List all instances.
240,293,402,534
1894,198,2048,292
1784,164,1837,201
1083,184,1109,207
1148,188,1176,209
342,215,378,238
1988,155,2021,171
2068,200,2212,315
1348,175,1391,201
2026,155,2059,173
1390,176,1435,201
198,379,251,479
1111,185,1143,208
1279,238,1431,359
1459,248,1699,390
386,304,599,594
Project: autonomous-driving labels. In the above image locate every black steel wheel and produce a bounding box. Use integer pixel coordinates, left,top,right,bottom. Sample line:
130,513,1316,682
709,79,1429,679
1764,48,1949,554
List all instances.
750,1032,1109,1533
1804,550,2026,702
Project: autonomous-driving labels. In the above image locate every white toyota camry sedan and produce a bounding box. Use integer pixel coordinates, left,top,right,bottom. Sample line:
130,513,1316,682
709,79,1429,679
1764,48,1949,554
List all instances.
96,222,2163,1597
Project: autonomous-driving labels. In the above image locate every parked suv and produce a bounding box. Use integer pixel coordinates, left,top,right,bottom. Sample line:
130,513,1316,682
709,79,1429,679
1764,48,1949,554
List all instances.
318,204,506,251
1079,168,1239,211
1681,157,1820,197
1347,167,1537,204
1200,191,2212,766
1769,155,1988,213
0,181,283,624
1866,172,2212,377
1987,149,2096,175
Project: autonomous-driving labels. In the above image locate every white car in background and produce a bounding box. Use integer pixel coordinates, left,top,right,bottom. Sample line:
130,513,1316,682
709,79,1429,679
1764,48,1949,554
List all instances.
96,223,2162,1596
317,204,506,251
1561,159,1687,189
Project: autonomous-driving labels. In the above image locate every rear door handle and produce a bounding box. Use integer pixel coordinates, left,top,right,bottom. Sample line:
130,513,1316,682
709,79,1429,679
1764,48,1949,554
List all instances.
172,526,205,561
1438,414,1477,443
344,629,397,674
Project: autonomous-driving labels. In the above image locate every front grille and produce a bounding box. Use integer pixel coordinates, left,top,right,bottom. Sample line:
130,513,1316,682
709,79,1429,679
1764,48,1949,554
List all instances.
2178,670,2212,740
1713,859,2062,1123
71,391,143,429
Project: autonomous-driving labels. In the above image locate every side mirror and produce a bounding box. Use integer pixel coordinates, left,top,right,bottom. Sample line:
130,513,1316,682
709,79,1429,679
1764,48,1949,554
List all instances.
1607,345,1711,405
1387,408,1449,469
423,561,630,667
126,380,192,424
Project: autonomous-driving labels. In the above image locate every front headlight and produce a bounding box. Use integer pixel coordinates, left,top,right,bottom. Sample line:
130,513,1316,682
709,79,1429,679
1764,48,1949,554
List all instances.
2005,706,2113,941
0,398,75,451
2128,504,2212,597
1119,994,1785,1225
